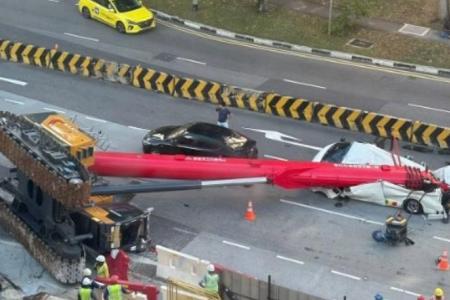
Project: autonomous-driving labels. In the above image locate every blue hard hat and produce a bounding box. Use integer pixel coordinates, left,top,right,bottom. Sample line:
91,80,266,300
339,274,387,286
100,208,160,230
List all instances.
374,293,383,300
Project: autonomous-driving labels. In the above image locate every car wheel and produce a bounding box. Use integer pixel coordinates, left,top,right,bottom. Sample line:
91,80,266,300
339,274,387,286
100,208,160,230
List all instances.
116,22,126,34
404,198,422,214
82,7,91,19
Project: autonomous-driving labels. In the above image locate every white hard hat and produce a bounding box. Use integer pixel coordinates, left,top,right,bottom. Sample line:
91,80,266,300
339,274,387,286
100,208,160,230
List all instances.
96,255,105,263
83,268,92,277
82,277,92,286
207,264,215,272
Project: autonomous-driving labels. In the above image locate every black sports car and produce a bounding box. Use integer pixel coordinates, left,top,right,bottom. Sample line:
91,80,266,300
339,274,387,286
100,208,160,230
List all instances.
142,122,258,158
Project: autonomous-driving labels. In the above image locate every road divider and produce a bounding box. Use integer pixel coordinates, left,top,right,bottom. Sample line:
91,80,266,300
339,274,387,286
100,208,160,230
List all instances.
0,38,449,150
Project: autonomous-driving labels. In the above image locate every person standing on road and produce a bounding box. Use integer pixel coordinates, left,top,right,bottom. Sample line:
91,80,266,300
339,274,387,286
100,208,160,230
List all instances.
199,264,219,294
216,105,231,128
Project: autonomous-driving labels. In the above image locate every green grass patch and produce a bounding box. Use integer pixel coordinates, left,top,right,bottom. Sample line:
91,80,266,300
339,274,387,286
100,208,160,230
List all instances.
146,0,450,69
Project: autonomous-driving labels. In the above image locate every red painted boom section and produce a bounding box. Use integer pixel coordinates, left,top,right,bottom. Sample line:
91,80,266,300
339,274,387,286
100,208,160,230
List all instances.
90,152,443,190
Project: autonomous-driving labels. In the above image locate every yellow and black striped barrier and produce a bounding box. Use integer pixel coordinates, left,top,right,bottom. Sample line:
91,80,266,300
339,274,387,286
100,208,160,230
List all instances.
0,39,50,68
358,112,413,141
264,94,313,122
411,121,450,149
132,66,176,95
1,38,449,150
313,103,361,131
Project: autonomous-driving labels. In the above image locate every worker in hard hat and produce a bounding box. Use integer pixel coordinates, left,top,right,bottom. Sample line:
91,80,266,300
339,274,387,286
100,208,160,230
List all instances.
95,255,110,279
82,268,105,290
78,277,98,300
103,275,131,300
432,288,445,300
199,264,219,294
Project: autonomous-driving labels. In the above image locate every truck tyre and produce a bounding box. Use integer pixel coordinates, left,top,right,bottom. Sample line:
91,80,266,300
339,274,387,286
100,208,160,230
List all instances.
82,7,91,19
404,199,422,214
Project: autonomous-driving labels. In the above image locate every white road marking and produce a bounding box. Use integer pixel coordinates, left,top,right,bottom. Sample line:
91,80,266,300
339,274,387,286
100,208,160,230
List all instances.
408,103,450,114
243,128,322,151
128,126,148,131
264,154,288,161
433,236,450,243
48,0,60,2
283,78,327,90
280,199,384,226
222,240,250,250
331,270,361,281
172,227,197,236
43,107,66,114
85,116,106,123
276,255,304,265
0,77,27,86
176,57,206,65
64,32,99,42
390,286,421,297
3,98,24,105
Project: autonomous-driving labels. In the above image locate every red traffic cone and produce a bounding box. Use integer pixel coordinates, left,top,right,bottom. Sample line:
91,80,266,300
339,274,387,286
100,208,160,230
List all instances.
437,250,449,271
245,201,256,222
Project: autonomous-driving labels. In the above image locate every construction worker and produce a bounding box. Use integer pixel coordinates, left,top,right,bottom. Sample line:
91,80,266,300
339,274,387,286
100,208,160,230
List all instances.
82,268,105,290
78,277,98,300
199,264,219,294
103,275,130,300
432,288,445,300
95,255,110,279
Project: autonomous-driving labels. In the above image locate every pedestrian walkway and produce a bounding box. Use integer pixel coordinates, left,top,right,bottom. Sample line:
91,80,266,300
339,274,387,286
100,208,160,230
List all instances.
283,0,450,46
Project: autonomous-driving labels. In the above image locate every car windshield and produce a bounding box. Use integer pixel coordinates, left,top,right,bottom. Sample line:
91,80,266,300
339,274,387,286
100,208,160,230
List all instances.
322,142,352,163
167,126,188,139
111,0,142,12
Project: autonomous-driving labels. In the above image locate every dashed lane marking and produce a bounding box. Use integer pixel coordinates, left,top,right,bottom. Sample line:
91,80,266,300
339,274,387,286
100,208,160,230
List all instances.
433,236,450,243
263,154,288,161
408,103,450,114
3,98,24,105
43,107,66,114
280,199,384,226
222,240,250,250
283,78,327,90
390,286,421,297
0,77,27,86
64,32,99,42
85,116,106,123
172,227,197,236
331,270,361,281
176,57,206,65
48,0,60,3
128,126,149,131
276,255,304,265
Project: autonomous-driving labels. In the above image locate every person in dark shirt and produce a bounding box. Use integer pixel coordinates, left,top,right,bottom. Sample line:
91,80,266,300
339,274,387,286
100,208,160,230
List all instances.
216,105,231,128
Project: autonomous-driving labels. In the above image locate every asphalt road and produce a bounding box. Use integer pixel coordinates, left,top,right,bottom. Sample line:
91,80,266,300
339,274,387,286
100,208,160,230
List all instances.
0,0,449,128
0,61,450,299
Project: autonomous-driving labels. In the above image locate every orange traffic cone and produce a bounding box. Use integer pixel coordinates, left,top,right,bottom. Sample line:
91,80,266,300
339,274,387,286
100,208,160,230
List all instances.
245,201,256,222
436,250,449,271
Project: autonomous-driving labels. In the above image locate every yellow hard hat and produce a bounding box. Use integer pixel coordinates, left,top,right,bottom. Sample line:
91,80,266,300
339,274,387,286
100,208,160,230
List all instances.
435,288,444,297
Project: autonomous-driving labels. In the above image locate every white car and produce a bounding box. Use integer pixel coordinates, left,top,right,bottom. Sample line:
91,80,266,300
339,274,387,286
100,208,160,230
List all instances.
312,141,446,219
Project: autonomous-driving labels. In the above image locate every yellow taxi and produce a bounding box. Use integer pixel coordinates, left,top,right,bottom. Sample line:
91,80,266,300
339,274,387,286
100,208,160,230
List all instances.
78,0,156,33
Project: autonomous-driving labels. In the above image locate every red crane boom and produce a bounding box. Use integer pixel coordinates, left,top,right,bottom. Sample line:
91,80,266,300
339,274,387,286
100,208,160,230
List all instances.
90,152,447,191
